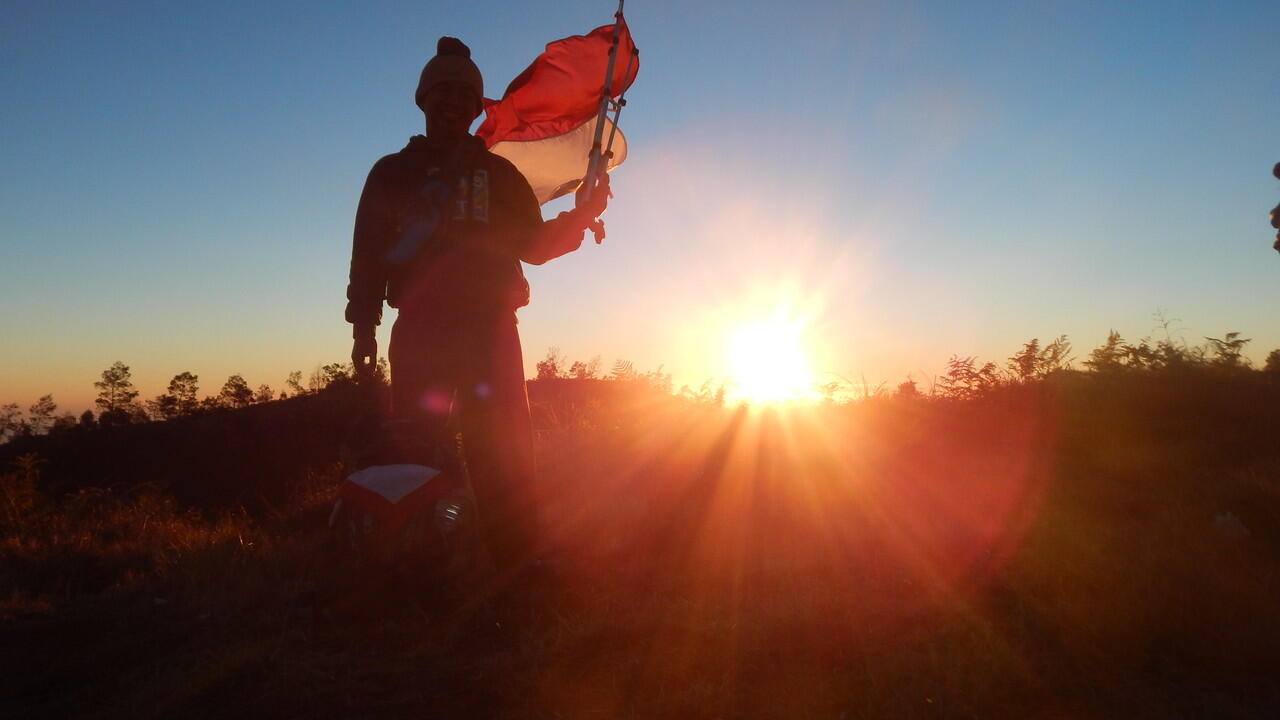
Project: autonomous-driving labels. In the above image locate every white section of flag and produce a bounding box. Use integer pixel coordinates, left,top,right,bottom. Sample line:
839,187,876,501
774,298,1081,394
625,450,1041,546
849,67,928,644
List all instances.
347,464,442,504
489,115,628,205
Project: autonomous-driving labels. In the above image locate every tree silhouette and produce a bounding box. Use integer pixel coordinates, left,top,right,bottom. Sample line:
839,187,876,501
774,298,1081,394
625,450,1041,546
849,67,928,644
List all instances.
147,393,177,420
536,348,567,380
94,361,140,425
27,395,57,435
309,364,353,392
148,372,200,420
218,375,254,409
1265,349,1280,375
569,355,602,380
254,384,274,404
169,372,200,415
1,403,21,443
51,413,77,434
285,371,306,397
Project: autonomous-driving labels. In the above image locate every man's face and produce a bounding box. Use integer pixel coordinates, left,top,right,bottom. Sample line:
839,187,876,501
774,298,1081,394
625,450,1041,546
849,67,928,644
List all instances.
424,81,481,137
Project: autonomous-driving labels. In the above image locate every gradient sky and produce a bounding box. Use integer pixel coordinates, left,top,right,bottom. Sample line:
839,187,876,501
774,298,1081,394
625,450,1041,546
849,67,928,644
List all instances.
3,0,1279,413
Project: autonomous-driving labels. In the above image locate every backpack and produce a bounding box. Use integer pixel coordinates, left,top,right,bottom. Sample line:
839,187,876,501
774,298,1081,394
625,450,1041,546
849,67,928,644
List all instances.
330,416,480,577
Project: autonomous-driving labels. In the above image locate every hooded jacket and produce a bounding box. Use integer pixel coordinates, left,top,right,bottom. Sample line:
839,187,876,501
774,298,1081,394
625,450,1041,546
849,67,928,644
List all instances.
346,134,587,331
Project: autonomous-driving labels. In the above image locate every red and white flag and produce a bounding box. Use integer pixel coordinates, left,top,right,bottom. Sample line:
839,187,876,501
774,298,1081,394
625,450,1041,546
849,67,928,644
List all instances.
476,17,638,205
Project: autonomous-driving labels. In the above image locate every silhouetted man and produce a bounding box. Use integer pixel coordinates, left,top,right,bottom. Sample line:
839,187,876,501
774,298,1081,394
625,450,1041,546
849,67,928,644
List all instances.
345,37,609,576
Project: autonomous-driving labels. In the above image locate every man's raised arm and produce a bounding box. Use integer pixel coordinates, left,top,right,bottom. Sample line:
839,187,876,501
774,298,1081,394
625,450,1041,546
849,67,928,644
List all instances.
519,171,611,266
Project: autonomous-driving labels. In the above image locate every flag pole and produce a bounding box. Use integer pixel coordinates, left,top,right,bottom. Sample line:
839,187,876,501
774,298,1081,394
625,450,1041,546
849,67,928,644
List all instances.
602,44,637,163
581,0,625,203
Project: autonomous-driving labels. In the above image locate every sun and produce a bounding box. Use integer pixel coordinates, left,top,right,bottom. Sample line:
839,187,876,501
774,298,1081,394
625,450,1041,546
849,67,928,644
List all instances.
726,314,815,404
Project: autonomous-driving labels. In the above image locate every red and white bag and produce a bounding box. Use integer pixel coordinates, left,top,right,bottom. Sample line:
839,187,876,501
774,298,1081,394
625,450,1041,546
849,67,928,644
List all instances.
329,462,474,567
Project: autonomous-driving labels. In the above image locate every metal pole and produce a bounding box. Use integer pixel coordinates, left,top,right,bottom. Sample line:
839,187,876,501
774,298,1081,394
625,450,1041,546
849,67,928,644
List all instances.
602,46,637,161
581,0,625,202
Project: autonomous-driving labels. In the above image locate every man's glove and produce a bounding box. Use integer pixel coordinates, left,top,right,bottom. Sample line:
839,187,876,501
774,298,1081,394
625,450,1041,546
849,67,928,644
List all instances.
574,169,612,243
352,325,377,376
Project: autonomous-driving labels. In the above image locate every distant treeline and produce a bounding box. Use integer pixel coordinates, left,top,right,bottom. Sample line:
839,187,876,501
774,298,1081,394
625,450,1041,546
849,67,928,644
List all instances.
2,328,1278,446
0,361,383,443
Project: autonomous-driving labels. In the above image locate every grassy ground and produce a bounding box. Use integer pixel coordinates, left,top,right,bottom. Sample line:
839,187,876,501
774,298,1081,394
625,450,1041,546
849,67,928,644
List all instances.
3,374,1279,718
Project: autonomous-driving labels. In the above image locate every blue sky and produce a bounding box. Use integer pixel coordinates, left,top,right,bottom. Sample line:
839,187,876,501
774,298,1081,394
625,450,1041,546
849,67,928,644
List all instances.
2,0,1278,411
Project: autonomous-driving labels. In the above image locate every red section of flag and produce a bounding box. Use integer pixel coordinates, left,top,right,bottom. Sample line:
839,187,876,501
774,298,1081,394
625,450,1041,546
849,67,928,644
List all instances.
476,18,638,146
338,471,453,532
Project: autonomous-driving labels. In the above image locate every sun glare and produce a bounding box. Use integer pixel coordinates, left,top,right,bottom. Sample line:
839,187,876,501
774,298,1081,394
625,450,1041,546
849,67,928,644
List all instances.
726,314,815,404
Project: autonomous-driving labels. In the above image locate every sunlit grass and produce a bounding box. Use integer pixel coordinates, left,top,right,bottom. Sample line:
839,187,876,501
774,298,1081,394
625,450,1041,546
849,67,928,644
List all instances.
4,359,1280,717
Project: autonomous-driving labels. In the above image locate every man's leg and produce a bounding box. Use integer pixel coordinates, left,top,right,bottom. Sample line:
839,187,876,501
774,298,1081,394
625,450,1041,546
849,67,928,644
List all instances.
456,314,540,576
388,315,462,462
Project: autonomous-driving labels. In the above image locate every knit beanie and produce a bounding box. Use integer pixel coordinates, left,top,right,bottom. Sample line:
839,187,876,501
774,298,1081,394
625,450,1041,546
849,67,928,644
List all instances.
415,37,484,114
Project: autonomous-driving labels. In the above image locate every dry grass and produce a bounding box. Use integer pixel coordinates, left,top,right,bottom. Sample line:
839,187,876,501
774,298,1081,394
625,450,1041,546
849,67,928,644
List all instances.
3,376,1280,719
